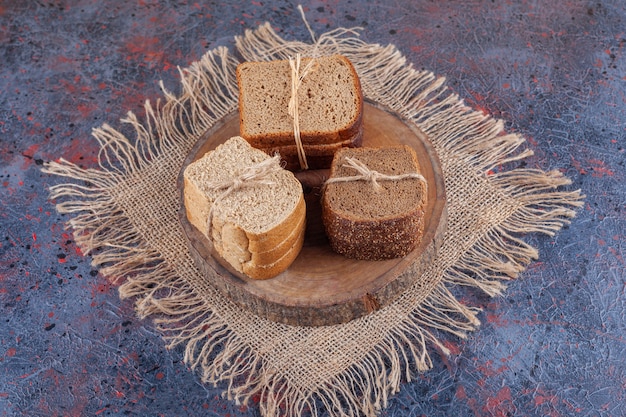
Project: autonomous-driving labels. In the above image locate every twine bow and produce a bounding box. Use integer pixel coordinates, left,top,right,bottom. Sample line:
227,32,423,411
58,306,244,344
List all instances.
205,155,282,236
324,156,427,191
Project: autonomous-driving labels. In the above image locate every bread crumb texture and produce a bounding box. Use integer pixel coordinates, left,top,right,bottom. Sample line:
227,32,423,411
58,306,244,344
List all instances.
326,146,426,219
185,136,302,234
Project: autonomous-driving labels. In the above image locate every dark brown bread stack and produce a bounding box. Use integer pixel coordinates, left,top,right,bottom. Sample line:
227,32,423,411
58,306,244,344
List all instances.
322,146,428,260
236,54,363,171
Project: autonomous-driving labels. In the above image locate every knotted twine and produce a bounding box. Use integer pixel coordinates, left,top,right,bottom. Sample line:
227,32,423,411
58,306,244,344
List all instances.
204,155,282,237
324,156,427,191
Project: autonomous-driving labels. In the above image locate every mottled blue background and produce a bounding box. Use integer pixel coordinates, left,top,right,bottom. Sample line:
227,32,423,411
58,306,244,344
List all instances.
1,1,624,416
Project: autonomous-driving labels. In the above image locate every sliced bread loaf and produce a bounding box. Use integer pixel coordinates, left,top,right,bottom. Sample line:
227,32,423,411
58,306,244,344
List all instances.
236,54,363,153
183,136,305,279
321,145,428,260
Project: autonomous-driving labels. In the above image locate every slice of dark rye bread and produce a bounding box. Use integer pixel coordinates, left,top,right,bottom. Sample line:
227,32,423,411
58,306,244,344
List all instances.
321,146,428,260
236,54,363,149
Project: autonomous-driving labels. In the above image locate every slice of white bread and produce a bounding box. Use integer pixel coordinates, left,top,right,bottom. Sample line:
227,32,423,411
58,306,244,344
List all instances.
183,136,306,279
321,146,428,260
236,54,363,150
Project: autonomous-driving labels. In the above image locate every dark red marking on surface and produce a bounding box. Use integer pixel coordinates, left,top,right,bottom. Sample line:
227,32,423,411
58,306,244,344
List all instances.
588,158,615,177
23,144,40,157
455,386,481,415
21,143,41,169
123,34,179,72
483,386,515,417
527,386,564,417
76,102,98,118
59,76,92,96
608,246,624,265
442,340,462,356
61,137,99,166
92,281,114,295
464,90,491,116
570,156,587,175
534,392,558,407
486,312,508,327
475,359,510,380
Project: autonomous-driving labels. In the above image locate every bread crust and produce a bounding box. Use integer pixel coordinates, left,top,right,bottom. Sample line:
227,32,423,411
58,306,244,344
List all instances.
242,224,306,280
239,192,305,252
236,55,363,148
183,173,212,236
213,195,306,266
322,202,425,260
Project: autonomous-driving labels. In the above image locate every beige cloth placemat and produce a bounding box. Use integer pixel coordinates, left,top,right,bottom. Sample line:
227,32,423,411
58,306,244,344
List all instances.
44,22,583,417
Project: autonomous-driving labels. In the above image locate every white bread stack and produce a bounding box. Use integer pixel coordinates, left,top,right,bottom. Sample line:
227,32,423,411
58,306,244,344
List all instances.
236,54,363,171
183,136,305,279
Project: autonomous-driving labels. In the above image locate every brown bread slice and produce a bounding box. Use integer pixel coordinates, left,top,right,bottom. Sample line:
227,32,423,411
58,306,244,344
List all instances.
322,146,428,260
260,130,362,171
183,136,306,279
236,54,363,150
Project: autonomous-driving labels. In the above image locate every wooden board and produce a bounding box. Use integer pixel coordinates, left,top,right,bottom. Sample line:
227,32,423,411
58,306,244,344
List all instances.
178,101,447,326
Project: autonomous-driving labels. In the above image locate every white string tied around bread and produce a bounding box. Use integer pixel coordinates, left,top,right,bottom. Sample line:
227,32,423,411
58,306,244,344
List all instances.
288,53,317,171
325,156,427,192
205,155,282,237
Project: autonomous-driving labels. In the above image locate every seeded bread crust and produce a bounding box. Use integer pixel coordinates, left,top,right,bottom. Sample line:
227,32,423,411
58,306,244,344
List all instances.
323,207,425,260
236,54,364,149
321,146,428,260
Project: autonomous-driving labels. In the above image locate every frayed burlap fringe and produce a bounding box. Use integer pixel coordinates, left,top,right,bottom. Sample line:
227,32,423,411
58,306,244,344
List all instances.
43,21,583,417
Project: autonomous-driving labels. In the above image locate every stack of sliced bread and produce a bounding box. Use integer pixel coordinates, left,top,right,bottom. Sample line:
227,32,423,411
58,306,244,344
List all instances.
183,136,305,279
321,146,428,260
236,54,363,171
183,55,431,281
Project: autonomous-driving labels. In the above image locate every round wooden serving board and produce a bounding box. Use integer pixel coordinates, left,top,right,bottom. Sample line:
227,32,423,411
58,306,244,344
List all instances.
178,101,447,327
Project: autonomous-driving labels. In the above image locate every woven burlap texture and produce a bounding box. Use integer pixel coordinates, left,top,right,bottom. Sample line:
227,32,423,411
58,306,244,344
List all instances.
44,22,583,417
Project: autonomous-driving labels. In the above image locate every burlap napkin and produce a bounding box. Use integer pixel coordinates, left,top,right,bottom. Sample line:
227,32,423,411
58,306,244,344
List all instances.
44,22,583,417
